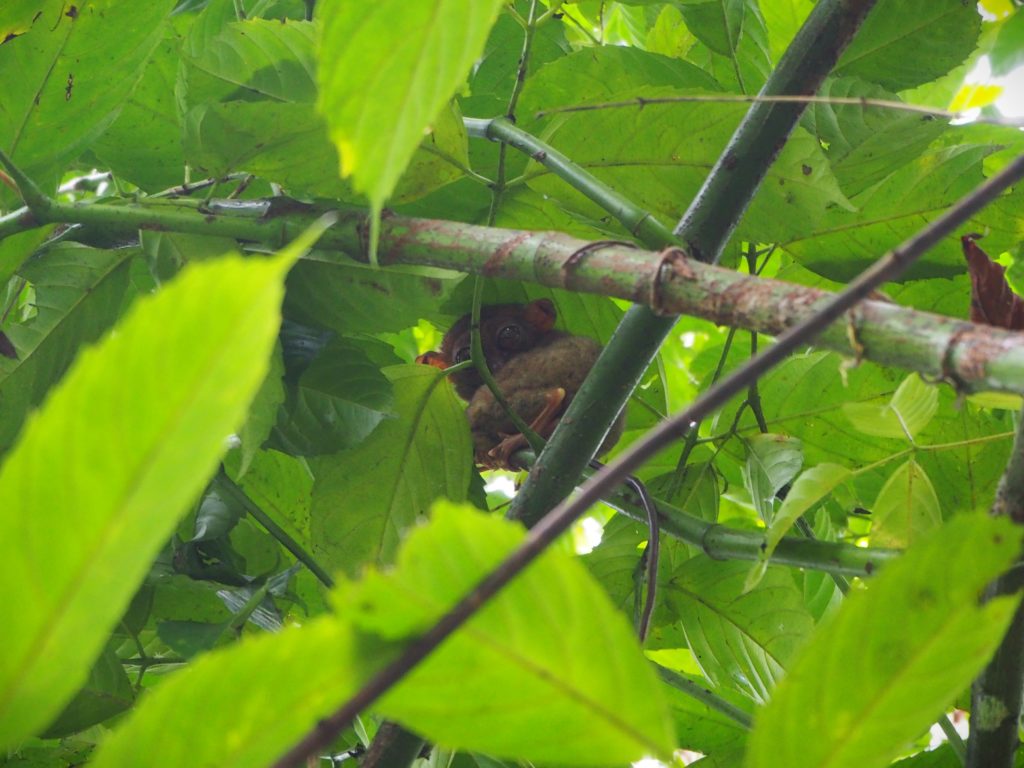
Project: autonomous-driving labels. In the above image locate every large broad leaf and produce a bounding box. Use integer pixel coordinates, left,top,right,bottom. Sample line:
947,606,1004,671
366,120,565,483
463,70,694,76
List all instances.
0,243,134,455
676,0,772,93
990,9,1024,75
833,0,980,91
746,463,852,591
309,365,471,576
746,515,1023,768
517,45,720,119
275,337,394,456
870,459,942,548
806,77,947,196
784,144,995,281
741,433,803,524
0,243,301,746
338,501,676,764
91,31,185,192
662,675,750,756
522,86,851,246
842,374,939,441
317,0,505,213
285,252,464,335
665,557,814,704
177,17,466,200
90,617,390,768
0,0,175,188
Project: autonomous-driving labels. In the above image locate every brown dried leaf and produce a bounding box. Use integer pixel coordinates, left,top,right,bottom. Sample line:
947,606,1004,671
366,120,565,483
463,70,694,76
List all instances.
962,234,1024,330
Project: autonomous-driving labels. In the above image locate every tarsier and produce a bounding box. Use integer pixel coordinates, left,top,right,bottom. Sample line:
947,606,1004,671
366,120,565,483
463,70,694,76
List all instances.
419,299,623,469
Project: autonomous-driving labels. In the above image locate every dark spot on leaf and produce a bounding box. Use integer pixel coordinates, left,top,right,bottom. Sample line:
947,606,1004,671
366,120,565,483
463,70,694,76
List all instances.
65,73,73,101
759,541,767,552
66,5,78,18
801,164,812,176
864,561,874,575
0,332,17,360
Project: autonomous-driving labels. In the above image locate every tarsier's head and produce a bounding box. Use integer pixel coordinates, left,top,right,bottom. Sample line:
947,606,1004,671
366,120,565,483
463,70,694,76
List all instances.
416,299,558,401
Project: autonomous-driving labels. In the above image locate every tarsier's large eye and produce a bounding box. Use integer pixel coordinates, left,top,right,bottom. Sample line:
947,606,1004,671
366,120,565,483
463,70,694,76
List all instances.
496,323,525,350
454,346,471,364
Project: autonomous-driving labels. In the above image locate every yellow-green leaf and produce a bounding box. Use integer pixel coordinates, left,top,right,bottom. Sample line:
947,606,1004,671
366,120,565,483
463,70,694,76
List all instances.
316,0,503,211
746,515,1022,768
0,237,308,745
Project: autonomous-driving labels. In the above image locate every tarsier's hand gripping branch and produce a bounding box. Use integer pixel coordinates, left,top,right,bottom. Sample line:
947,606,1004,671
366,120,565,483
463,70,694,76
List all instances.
417,299,624,470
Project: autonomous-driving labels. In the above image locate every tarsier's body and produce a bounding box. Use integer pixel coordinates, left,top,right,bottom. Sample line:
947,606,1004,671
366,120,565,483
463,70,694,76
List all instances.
423,299,623,469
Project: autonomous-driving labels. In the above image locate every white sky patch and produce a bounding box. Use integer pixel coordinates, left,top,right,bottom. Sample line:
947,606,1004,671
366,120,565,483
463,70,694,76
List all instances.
995,63,1024,118
575,516,604,554
484,474,517,499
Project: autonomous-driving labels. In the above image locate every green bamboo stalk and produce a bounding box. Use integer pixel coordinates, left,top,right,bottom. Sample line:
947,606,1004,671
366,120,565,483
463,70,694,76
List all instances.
504,0,879,527
966,409,1024,768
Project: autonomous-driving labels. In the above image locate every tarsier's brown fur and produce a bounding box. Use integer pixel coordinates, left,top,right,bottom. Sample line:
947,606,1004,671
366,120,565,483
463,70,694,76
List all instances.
420,299,624,469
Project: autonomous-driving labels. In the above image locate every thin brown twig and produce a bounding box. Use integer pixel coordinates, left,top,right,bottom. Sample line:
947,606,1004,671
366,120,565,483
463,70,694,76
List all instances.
533,93,1022,130
270,149,1024,768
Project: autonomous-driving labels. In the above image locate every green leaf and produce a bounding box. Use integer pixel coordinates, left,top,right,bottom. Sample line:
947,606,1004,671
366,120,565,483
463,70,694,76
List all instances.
236,342,285,476
285,252,464,335
90,618,390,768
784,144,995,281
746,463,851,591
871,459,942,548
92,31,185,191
833,0,980,91
0,0,176,186
991,10,1024,75
0,243,133,456
275,337,394,456
39,645,134,739
675,0,772,93
317,0,505,212
842,374,938,440
518,45,720,118
522,87,851,246
309,365,471,576
0,239,307,746
746,515,1023,768
663,676,749,756
807,77,947,196
338,501,675,763
665,557,814,703
226,448,313,550
180,17,319,105
742,433,803,524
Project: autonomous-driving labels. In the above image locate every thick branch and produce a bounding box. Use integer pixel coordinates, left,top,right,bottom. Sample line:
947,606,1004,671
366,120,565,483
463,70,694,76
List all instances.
2,198,1022,395
590,461,896,578
966,410,1024,768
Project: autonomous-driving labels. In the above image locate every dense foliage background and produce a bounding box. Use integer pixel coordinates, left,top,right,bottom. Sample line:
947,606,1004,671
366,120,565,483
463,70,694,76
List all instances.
2,1,1024,767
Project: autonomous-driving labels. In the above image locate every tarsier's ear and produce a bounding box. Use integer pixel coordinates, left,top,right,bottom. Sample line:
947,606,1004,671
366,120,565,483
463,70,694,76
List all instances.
415,350,449,370
524,298,557,332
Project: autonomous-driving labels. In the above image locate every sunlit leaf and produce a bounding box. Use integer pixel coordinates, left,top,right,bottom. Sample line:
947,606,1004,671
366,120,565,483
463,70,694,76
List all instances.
871,459,942,548
339,501,676,764
746,515,1022,768
842,374,939,440
0,242,302,746
317,0,504,214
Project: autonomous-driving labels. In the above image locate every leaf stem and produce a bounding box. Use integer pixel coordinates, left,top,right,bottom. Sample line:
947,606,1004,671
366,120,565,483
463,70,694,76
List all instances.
217,471,335,589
